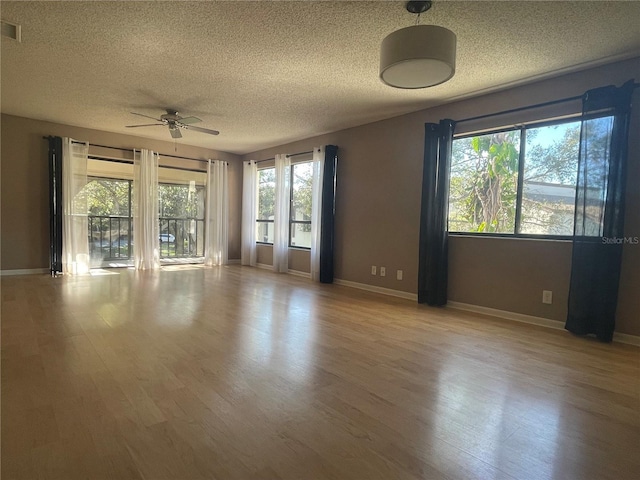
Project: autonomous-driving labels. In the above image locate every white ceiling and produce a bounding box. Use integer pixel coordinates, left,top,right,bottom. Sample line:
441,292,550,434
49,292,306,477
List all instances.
2,1,639,155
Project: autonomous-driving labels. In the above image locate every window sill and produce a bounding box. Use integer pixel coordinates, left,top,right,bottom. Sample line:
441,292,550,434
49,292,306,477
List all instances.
448,232,573,242
254,243,311,251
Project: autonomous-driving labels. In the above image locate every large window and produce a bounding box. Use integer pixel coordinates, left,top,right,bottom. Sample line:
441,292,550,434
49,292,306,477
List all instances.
256,161,314,248
257,167,275,243
448,118,584,237
290,162,313,248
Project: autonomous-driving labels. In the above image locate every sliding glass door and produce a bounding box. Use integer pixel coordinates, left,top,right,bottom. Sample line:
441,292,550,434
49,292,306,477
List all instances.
86,177,133,267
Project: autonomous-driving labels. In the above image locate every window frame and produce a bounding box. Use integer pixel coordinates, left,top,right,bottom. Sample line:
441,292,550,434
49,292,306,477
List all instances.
448,114,596,240
86,176,134,260
255,161,314,249
256,166,275,245
157,181,206,258
289,161,313,250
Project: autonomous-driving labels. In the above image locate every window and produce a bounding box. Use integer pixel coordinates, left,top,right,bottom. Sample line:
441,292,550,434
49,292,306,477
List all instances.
257,167,275,243
448,118,586,237
158,182,205,258
255,161,314,248
290,162,313,248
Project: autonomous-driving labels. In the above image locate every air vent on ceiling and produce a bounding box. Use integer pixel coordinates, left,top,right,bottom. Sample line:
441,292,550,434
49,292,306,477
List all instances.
1,20,21,42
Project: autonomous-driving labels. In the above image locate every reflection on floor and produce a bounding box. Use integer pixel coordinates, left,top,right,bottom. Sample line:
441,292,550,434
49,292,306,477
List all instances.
2,265,639,479
93,257,204,271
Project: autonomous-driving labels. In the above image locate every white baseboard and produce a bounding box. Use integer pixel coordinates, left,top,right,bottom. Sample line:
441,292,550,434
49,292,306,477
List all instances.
447,301,640,346
611,332,640,346
255,263,310,279
320,281,640,346
333,278,418,301
288,269,311,279
1,268,49,276
447,301,565,330
242,263,311,278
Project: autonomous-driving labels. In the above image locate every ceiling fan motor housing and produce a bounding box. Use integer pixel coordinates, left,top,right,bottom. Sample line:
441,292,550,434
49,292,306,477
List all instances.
126,109,219,138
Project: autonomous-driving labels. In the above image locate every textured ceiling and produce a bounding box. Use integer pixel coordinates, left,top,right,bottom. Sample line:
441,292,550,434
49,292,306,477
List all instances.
2,1,639,155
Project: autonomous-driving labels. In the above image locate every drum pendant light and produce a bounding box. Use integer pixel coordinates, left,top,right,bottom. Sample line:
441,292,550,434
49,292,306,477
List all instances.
380,1,456,89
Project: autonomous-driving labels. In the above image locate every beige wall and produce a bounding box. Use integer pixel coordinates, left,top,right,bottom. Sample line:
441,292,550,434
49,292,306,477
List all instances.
243,58,640,336
448,237,573,321
256,245,310,274
256,244,273,267
288,248,311,274
0,115,243,270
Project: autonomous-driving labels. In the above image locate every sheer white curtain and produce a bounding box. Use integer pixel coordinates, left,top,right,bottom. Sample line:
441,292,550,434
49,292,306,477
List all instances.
273,153,291,273
241,161,257,266
204,160,229,266
61,138,90,275
310,146,325,282
133,149,160,270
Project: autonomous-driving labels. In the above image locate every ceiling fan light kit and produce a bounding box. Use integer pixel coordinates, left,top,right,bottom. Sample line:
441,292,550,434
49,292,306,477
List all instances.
380,1,456,89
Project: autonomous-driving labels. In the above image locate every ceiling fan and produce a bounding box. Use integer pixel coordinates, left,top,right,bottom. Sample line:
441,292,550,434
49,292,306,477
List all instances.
126,109,219,139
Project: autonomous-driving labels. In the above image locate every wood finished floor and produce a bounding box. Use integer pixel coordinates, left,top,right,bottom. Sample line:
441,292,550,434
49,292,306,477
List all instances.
2,265,639,480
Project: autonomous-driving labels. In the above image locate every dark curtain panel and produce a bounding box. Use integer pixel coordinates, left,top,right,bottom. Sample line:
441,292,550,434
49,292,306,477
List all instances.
319,145,338,283
418,120,455,306
48,136,63,275
566,80,635,342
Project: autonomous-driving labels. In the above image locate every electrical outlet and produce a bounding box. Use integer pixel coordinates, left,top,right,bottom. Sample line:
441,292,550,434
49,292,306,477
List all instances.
371,265,377,275
397,269,403,281
380,267,386,277
542,290,553,304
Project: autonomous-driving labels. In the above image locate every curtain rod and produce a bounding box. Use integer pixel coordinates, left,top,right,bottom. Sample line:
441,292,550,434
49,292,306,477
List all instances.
47,138,222,164
87,155,207,174
456,82,640,125
455,95,582,125
255,150,315,164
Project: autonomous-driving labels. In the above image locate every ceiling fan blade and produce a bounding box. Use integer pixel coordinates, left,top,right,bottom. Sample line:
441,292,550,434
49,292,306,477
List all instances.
170,127,182,139
131,112,163,122
177,116,201,125
183,125,220,136
125,123,164,128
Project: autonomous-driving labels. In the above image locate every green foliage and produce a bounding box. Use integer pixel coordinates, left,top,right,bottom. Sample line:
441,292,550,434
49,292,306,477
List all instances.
449,120,586,235
258,168,275,220
450,130,520,233
292,163,313,232
257,164,313,232
158,183,203,219
84,178,130,217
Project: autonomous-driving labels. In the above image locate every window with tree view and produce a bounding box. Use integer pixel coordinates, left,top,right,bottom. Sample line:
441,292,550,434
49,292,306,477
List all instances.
448,118,585,236
158,182,205,257
257,168,275,243
290,162,313,248
86,177,132,265
256,162,314,248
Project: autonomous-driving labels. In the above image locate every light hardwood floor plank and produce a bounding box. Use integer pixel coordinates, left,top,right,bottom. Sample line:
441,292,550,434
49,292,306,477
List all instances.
2,265,639,480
